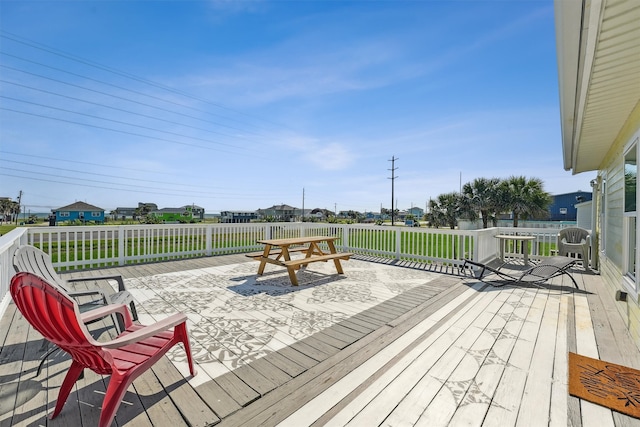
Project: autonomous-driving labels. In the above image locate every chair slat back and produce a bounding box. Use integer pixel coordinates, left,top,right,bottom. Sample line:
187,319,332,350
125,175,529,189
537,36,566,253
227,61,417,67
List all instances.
13,245,69,291
559,227,589,244
10,272,113,374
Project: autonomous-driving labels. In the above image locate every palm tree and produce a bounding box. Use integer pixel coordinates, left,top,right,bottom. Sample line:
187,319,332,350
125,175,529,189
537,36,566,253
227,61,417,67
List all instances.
501,176,551,227
462,177,502,228
0,199,20,224
428,192,462,229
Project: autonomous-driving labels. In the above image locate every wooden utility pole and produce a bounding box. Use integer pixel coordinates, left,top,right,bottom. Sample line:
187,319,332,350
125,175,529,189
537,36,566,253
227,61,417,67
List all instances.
15,190,22,225
388,156,398,226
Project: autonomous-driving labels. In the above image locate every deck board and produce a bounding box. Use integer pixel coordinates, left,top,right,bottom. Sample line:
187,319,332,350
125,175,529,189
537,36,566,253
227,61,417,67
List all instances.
2,256,640,427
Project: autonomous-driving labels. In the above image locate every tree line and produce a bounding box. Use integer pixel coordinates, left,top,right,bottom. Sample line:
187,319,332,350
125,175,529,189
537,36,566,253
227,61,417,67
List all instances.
0,198,21,224
426,176,552,229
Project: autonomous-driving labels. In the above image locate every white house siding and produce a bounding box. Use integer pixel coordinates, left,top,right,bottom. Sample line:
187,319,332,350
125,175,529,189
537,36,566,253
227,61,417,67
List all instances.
597,106,640,347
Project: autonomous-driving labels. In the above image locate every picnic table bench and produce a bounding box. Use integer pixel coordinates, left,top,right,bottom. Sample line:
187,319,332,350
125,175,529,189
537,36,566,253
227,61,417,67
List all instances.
249,236,353,285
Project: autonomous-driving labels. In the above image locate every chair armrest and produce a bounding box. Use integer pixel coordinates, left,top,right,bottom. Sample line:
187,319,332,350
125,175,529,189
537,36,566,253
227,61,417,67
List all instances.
67,289,108,299
101,313,188,348
66,274,127,292
79,303,133,326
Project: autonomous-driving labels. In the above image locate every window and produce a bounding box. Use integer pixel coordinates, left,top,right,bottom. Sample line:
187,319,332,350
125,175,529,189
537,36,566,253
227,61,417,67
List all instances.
625,147,637,213
60,212,70,218
623,141,638,286
600,176,606,252
92,212,101,218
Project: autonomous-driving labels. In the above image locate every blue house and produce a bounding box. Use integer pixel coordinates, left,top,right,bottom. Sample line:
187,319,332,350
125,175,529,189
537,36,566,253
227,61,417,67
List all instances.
53,201,105,224
548,191,592,221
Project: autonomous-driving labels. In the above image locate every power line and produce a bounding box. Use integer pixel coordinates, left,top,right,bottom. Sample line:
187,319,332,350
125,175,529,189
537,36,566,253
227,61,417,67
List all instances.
1,106,265,156
0,64,265,139
0,31,293,134
1,94,257,153
0,79,257,142
0,172,276,200
1,159,224,191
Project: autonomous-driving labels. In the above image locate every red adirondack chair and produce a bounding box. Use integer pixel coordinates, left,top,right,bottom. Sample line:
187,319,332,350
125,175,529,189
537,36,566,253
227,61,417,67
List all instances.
10,271,196,427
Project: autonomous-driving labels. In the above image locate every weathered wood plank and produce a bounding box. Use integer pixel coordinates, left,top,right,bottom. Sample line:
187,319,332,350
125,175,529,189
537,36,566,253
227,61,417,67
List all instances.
483,289,549,427
574,291,616,427
549,295,569,427
316,282,491,427
515,288,559,427
216,324,394,427
275,346,319,370
275,283,488,426
149,357,220,427
0,307,30,426
4,324,48,426
261,350,307,378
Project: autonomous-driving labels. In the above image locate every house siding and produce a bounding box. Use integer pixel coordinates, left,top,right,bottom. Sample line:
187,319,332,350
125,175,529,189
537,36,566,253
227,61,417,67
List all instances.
598,103,640,349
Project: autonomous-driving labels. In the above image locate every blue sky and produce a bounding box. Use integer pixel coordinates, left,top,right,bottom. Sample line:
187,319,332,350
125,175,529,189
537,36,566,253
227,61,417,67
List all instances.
0,0,594,214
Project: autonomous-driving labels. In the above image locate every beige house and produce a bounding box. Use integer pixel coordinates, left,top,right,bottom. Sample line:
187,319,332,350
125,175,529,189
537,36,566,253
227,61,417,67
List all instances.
555,0,640,347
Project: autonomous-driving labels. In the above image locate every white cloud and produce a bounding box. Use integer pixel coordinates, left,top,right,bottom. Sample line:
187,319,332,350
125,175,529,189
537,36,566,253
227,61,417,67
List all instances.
304,142,354,171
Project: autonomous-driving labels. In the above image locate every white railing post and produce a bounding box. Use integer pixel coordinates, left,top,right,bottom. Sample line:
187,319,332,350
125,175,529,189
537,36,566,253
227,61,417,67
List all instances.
206,224,213,256
395,228,402,260
118,226,126,266
343,225,349,251
0,228,29,319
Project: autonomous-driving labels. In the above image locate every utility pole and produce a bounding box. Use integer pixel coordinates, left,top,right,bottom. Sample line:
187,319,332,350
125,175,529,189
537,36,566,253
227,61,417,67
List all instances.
302,188,305,222
388,156,398,226
15,190,22,225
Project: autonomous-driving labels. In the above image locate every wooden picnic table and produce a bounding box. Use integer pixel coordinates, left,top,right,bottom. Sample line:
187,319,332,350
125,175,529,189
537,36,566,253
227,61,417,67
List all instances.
248,236,353,285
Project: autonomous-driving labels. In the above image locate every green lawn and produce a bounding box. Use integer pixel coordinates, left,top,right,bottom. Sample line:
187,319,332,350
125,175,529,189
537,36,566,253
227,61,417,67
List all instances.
0,224,18,235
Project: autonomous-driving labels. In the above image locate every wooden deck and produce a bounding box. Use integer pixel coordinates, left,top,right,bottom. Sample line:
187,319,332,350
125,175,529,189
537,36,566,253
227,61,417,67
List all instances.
1,254,639,427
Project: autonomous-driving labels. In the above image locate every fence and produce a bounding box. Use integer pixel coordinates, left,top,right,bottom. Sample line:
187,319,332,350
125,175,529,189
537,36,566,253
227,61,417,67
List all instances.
0,223,569,319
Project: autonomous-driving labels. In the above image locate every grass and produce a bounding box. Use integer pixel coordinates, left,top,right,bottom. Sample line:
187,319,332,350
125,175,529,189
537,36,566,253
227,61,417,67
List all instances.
0,224,18,235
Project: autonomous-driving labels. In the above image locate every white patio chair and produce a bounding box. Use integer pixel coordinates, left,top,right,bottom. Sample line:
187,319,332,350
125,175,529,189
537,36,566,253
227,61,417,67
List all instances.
557,227,591,271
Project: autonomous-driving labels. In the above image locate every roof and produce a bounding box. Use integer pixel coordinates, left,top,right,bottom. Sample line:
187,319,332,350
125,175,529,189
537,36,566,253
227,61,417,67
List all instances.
55,201,104,211
555,0,640,173
152,208,189,213
265,204,297,210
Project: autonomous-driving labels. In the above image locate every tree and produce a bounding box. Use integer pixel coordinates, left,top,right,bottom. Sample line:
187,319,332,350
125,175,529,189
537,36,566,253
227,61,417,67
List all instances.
0,199,20,223
134,204,153,222
428,192,462,229
462,178,502,228
501,176,551,227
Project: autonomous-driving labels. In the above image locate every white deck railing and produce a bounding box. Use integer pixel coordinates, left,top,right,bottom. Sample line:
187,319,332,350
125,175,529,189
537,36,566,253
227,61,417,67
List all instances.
0,223,569,319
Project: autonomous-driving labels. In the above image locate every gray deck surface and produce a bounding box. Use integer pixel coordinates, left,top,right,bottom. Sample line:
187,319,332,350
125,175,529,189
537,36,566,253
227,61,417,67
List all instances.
1,254,639,427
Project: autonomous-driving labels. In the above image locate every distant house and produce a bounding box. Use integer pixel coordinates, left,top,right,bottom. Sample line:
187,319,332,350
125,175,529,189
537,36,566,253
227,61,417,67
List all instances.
53,202,105,223
113,207,137,220
406,207,425,219
113,203,158,220
187,205,205,220
148,206,194,223
548,191,593,221
257,204,297,221
310,208,332,220
220,211,257,223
